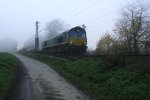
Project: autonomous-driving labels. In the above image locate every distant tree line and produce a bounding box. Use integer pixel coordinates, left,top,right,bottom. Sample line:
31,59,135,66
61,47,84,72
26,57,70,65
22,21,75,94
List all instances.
95,2,150,55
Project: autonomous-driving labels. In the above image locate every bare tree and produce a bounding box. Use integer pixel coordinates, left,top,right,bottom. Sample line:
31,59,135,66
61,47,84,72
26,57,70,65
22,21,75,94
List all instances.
114,2,150,55
45,19,69,39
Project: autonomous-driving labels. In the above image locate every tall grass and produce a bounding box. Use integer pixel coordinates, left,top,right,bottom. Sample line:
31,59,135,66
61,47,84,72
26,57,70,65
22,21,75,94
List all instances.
0,53,19,100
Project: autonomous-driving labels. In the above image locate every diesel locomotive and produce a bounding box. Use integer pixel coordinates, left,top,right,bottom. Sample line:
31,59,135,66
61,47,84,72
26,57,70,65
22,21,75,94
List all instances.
42,26,87,54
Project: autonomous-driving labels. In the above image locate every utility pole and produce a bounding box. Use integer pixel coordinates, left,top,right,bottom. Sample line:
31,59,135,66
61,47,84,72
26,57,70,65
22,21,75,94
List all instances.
35,21,39,52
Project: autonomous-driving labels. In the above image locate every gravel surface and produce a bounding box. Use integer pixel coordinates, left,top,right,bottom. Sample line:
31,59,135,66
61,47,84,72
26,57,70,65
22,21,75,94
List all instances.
13,54,90,100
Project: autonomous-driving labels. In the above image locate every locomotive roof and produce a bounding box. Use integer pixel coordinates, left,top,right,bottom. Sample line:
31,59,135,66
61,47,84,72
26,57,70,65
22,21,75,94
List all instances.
44,26,85,41
69,26,85,31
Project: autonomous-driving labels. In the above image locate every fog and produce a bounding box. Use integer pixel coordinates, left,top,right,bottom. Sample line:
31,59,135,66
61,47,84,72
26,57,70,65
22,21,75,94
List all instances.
0,37,17,52
0,0,149,52
23,34,46,51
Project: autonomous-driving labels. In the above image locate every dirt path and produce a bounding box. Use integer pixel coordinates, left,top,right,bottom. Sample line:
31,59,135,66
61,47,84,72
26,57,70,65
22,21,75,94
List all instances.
13,54,90,100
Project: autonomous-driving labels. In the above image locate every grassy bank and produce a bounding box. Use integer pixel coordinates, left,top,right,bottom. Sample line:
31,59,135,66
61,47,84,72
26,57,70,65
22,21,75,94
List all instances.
0,53,20,100
21,52,150,100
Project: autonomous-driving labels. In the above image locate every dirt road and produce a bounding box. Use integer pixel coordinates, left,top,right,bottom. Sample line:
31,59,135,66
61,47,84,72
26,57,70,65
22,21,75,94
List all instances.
13,54,90,100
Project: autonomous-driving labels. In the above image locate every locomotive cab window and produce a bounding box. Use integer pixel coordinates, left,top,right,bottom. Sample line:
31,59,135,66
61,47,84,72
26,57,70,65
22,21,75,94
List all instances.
79,31,86,38
70,31,77,37
69,30,86,38
58,37,63,43
44,41,47,46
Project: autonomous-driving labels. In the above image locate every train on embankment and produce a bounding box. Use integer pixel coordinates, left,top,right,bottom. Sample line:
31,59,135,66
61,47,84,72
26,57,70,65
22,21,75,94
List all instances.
42,26,87,55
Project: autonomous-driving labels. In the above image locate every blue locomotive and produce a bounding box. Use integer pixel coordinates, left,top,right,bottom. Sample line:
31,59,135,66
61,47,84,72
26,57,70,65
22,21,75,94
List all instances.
42,26,87,54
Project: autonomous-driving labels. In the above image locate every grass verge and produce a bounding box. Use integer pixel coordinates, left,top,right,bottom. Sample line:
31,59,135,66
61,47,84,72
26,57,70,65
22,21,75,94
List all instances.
0,53,20,100
21,52,150,100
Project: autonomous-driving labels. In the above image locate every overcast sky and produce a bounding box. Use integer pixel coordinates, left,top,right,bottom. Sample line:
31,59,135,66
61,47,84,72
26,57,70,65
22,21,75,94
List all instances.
0,0,149,49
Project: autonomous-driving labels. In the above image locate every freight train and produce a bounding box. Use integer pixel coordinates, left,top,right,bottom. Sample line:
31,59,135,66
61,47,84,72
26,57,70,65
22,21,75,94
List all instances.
42,26,87,54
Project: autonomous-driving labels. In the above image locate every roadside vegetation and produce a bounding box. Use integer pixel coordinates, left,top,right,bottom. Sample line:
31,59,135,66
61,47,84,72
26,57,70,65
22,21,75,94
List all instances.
0,53,20,100
21,52,150,100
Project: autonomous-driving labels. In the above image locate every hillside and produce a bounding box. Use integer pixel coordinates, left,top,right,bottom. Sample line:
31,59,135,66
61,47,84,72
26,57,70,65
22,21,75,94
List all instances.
21,52,150,100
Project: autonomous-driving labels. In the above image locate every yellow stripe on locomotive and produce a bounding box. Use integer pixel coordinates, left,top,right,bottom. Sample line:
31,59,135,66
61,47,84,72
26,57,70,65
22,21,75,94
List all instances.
68,38,87,46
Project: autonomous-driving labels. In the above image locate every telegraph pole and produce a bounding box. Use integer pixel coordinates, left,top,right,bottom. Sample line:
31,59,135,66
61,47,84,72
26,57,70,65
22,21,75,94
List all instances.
35,21,39,52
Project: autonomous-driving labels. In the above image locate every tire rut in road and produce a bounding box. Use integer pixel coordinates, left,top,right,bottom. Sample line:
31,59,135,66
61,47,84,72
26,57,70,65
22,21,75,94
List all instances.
34,75,64,100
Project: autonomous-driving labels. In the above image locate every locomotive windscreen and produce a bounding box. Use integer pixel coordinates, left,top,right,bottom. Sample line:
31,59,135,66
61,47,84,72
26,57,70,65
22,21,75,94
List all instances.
78,31,86,38
69,27,86,38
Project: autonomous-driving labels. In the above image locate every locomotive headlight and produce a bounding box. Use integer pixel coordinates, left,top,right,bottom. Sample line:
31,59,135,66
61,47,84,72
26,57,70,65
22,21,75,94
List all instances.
84,41,87,45
70,42,73,44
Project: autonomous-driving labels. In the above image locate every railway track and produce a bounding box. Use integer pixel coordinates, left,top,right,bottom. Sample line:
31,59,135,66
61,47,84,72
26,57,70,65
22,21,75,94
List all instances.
37,51,150,62
53,54,150,62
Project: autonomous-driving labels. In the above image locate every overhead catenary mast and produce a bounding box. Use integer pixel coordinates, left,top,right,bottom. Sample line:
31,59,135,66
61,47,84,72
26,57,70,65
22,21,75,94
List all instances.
35,21,39,52
81,24,86,30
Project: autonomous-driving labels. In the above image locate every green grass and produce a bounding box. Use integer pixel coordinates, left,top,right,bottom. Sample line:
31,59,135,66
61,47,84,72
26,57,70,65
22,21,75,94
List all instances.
64,58,150,99
21,52,150,100
0,53,20,100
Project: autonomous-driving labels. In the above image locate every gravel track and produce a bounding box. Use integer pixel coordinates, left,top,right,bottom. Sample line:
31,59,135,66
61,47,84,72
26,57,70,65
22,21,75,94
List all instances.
13,54,90,100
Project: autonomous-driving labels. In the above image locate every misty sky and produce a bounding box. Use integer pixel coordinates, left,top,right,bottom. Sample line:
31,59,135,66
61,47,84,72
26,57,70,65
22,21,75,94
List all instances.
0,0,149,49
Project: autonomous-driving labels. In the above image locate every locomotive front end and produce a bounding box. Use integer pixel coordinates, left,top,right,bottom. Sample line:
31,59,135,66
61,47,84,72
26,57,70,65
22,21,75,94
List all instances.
67,26,87,54
68,27,87,46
